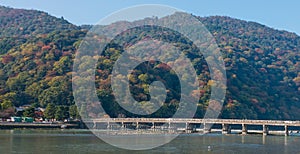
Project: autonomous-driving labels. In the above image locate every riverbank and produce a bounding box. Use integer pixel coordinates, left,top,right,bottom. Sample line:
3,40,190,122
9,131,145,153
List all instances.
0,122,80,129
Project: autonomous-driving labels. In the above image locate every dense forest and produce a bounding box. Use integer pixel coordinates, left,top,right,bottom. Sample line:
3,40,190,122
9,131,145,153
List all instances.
0,6,299,120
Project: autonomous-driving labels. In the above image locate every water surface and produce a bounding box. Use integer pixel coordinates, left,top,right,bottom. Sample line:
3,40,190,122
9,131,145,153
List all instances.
0,129,299,153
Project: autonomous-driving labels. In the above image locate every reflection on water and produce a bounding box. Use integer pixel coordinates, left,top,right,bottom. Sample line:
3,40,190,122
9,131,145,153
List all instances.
0,129,300,153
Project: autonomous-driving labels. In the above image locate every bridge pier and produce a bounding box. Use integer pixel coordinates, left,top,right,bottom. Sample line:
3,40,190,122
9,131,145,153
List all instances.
136,122,139,130
93,121,97,129
203,123,211,133
242,124,247,135
193,124,197,132
152,122,155,130
285,125,289,136
222,124,230,134
168,122,175,133
262,135,266,144
185,123,195,133
107,122,110,130
263,125,268,136
185,122,190,133
121,122,125,129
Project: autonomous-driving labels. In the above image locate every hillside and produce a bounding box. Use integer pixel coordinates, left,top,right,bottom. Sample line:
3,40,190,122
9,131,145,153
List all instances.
0,6,299,120
0,6,79,55
200,16,300,119
0,6,78,37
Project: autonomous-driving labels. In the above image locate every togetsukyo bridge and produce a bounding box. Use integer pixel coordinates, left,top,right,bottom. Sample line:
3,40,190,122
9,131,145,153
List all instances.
84,118,300,136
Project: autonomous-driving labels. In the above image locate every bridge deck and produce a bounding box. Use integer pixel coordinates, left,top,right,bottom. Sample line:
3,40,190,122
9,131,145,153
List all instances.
85,118,300,126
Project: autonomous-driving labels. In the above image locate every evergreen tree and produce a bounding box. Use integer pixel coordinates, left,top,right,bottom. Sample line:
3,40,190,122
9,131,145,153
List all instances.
23,107,35,117
55,106,64,121
44,103,56,120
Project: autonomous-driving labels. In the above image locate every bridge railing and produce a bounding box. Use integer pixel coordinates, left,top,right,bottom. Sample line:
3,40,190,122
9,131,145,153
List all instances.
85,118,300,126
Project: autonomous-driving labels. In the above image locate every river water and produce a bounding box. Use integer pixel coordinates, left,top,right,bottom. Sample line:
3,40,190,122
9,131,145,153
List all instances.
0,129,300,153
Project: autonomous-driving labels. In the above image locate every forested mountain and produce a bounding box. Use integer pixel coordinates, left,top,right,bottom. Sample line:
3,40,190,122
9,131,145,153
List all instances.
0,6,78,37
0,6,299,120
199,16,300,119
0,6,79,55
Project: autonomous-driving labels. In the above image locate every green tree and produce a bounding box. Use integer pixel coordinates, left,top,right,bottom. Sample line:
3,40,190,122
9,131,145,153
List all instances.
44,103,56,120
31,103,39,108
55,106,64,121
23,107,35,117
69,105,79,119
53,56,72,75
61,106,69,120
1,100,13,110
6,72,31,91
25,82,47,104
138,74,149,83
0,92,17,106
38,81,72,107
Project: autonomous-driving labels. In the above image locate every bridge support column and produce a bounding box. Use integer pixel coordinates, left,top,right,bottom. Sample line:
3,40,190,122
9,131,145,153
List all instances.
168,122,173,133
152,122,155,131
263,125,268,136
284,125,289,136
203,123,211,133
262,135,266,144
93,121,97,129
136,122,139,130
185,122,192,133
192,124,197,133
222,124,230,134
185,122,188,132
242,124,247,135
107,122,110,130
121,122,125,129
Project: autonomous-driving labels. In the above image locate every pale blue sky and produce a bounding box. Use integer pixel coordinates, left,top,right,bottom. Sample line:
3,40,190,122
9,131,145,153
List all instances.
1,0,299,35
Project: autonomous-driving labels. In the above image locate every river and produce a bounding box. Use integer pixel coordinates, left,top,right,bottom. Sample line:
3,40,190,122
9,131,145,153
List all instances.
0,129,300,153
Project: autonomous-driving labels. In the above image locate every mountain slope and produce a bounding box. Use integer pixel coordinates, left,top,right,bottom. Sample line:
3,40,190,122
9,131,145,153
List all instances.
199,16,300,119
0,6,79,55
0,6,299,120
0,6,78,37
